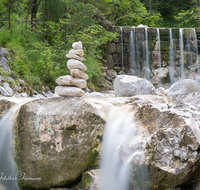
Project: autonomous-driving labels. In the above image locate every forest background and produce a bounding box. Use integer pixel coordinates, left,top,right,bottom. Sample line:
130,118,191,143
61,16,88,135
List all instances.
0,0,199,92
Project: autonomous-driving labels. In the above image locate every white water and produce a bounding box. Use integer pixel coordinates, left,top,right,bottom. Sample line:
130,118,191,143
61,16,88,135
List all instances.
98,106,144,190
0,98,37,190
157,29,161,68
130,27,136,75
145,28,150,80
169,29,175,84
121,27,124,70
179,29,185,79
193,29,199,75
136,33,141,76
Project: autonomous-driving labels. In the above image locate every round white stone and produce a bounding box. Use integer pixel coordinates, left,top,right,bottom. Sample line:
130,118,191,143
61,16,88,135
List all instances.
56,75,87,88
67,59,87,71
70,69,89,80
55,86,85,97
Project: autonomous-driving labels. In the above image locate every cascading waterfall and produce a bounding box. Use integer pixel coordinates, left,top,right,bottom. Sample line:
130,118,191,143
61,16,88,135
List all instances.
98,106,145,190
136,33,141,76
179,29,185,79
157,28,161,68
169,29,175,84
129,27,136,75
193,29,199,75
0,98,36,190
121,27,124,70
144,28,150,80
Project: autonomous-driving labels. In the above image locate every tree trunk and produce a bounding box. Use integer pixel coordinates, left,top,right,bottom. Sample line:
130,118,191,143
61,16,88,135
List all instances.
31,0,40,28
150,0,152,13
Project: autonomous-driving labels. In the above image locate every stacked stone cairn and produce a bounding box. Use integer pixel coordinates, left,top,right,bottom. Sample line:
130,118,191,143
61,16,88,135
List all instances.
55,41,89,97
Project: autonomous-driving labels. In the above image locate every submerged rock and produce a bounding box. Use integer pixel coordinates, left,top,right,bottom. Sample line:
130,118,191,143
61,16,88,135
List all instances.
167,79,200,96
113,75,156,97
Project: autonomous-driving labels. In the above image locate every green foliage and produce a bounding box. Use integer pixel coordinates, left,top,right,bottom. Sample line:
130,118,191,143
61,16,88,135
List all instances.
174,8,200,28
105,0,163,27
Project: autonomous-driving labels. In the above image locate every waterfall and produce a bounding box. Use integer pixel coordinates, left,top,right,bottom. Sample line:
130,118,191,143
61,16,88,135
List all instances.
121,27,124,70
98,106,144,190
136,33,141,76
169,29,175,84
144,28,150,80
0,98,36,190
179,29,185,79
193,29,199,75
129,27,136,75
157,29,161,68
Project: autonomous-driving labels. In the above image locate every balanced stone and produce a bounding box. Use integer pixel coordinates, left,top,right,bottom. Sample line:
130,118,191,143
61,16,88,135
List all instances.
66,52,84,62
55,86,85,97
72,41,83,50
56,75,87,88
69,49,84,57
70,69,89,80
67,59,87,71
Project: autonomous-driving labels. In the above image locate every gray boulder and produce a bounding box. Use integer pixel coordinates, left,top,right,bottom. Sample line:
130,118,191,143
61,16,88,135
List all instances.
167,79,200,96
113,75,156,97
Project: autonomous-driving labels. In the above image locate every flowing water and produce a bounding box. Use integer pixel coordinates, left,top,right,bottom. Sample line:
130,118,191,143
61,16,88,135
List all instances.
121,27,124,70
169,29,175,84
193,29,199,75
144,28,150,80
157,28,161,68
179,29,185,79
98,106,144,190
0,98,37,190
130,27,136,75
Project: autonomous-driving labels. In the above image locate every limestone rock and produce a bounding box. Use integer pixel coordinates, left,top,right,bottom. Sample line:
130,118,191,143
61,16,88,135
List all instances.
0,86,10,96
167,79,200,96
66,52,84,62
67,59,87,71
72,41,83,50
55,86,85,97
3,82,13,96
69,49,84,57
70,69,88,80
14,97,117,189
113,75,156,97
56,75,87,88
0,57,11,72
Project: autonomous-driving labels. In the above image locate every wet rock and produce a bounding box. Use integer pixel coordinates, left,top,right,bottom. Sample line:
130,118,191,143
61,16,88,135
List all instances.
113,75,156,97
67,59,87,71
55,86,85,97
167,79,200,96
14,97,121,189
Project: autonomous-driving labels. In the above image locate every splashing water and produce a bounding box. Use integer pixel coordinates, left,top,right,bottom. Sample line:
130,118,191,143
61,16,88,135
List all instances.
0,98,37,190
169,29,175,84
98,106,144,190
179,29,185,79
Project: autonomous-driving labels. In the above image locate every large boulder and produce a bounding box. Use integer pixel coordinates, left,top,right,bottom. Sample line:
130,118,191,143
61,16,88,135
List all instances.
113,75,156,97
167,79,200,96
14,97,123,190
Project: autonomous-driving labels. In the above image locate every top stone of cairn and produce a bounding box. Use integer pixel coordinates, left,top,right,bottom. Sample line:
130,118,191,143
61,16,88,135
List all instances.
72,41,83,50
